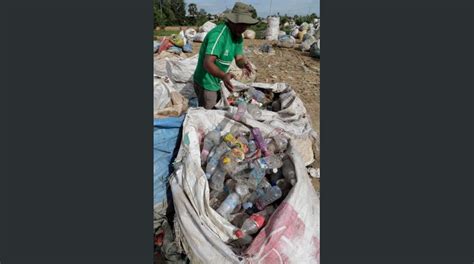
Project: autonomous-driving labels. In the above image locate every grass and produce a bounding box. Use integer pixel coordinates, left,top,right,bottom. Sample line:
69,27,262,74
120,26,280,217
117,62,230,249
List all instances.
154,29,180,37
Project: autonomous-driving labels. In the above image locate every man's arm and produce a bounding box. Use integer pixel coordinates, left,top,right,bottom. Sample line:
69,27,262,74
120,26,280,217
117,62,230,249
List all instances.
204,55,235,91
235,55,254,77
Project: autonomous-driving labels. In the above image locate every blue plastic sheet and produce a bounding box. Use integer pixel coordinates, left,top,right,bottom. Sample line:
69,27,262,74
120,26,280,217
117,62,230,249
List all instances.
154,115,185,205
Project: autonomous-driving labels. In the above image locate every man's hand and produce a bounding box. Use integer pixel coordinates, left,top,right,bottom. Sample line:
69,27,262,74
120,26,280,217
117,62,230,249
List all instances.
242,61,254,78
223,73,236,91
235,56,254,78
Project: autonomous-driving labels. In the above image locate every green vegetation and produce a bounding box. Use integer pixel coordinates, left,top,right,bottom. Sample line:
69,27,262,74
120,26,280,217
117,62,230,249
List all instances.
154,29,180,37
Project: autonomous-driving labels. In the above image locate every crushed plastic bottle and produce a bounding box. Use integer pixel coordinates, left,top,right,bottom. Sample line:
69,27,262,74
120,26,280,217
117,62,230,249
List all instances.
282,157,297,185
255,185,283,210
216,192,241,219
200,130,221,166
225,101,247,122
251,128,271,157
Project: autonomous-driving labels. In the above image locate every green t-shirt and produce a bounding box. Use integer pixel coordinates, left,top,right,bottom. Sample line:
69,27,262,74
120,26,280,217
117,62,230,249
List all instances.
193,24,244,91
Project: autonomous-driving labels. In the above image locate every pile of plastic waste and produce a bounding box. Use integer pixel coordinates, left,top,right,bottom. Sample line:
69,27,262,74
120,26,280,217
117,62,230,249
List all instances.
199,123,295,252
226,87,285,113
154,31,194,56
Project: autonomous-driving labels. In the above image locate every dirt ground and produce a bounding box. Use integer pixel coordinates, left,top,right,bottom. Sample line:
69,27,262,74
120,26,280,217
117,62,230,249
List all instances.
156,35,320,192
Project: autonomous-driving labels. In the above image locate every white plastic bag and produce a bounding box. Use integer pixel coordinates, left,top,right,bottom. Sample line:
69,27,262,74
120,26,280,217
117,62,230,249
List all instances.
170,109,320,264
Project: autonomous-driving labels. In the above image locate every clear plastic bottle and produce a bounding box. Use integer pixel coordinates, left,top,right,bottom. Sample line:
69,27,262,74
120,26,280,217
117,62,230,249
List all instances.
251,128,270,157
205,142,231,177
237,167,266,189
209,166,226,191
257,177,272,190
234,101,248,121
247,87,266,103
254,155,283,170
200,130,221,165
247,103,262,119
255,186,283,210
235,213,266,239
282,157,297,185
216,192,241,219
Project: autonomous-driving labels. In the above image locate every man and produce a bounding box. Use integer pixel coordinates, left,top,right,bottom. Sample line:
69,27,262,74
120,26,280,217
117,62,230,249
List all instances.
193,2,258,109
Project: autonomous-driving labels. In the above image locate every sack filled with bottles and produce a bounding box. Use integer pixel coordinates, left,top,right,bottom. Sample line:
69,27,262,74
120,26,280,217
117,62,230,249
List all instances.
169,108,319,263
215,80,319,166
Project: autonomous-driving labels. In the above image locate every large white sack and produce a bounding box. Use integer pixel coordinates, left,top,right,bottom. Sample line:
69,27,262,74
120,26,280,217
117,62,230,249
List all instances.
243,29,256,39
153,55,198,83
153,77,189,118
215,81,318,166
184,28,197,40
154,78,171,112
170,109,320,264
265,16,280,41
199,21,216,32
193,32,207,42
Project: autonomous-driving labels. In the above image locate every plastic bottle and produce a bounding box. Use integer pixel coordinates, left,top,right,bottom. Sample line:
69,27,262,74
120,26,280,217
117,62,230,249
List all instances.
257,177,272,190
200,130,221,165
247,87,266,103
282,158,297,185
206,142,231,177
235,213,266,239
209,166,226,191
251,128,271,157
255,186,283,210
276,178,292,197
235,183,250,198
233,101,247,121
237,167,266,189
247,103,262,119
216,192,241,219
254,155,283,171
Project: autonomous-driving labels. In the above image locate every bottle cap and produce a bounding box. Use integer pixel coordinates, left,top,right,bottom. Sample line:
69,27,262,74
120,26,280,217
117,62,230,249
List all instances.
222,157,231,164
235,230,245,239
250,214,265,228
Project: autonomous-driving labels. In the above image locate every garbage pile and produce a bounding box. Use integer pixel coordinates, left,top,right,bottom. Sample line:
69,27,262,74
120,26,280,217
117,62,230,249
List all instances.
225,86,283,113
200,123,295,252
154,30,194,56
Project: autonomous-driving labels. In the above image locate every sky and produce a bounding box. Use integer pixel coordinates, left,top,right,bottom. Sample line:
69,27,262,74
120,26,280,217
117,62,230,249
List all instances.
187,0,320,18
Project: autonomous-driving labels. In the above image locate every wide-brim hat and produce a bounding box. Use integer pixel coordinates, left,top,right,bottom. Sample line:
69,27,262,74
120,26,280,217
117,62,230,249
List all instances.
224,2,259,25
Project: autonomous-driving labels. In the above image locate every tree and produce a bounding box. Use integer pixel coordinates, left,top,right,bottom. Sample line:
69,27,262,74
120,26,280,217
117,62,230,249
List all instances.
188,3,197,17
